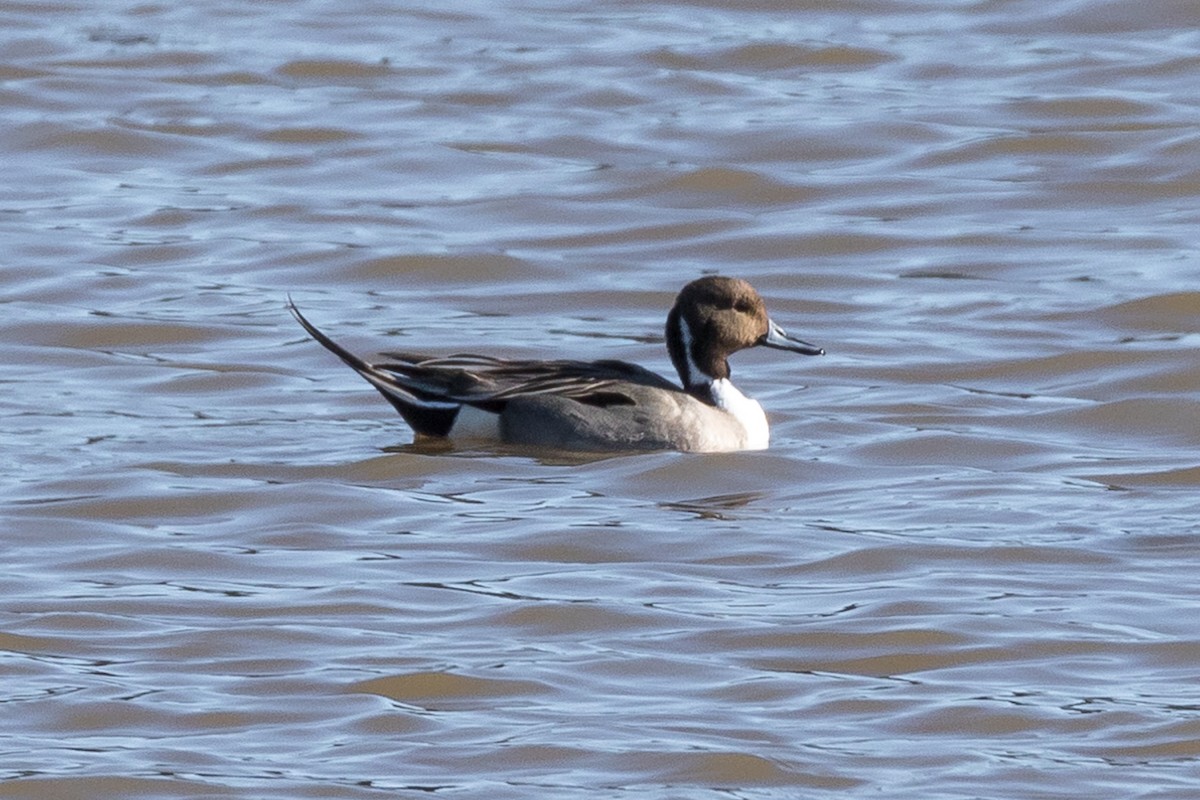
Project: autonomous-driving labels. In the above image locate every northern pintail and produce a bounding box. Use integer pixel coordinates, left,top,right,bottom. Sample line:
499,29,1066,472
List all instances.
289,276,823,452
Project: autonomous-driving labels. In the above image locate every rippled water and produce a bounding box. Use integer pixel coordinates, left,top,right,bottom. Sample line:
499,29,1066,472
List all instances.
3,1,1199,797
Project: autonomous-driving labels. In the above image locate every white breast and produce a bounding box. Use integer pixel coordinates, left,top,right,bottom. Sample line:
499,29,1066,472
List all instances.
709,378,769,450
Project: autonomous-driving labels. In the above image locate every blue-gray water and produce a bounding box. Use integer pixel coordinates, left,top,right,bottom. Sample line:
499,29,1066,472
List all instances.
3,1,1199,797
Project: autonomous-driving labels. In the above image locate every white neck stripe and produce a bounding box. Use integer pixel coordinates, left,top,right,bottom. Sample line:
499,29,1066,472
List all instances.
674,314,707,388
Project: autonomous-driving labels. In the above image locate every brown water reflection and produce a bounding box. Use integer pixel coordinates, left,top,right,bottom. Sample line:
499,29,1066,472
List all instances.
2,0,1199,798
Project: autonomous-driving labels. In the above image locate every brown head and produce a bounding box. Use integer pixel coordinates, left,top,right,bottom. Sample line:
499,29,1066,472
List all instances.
665,276,823,399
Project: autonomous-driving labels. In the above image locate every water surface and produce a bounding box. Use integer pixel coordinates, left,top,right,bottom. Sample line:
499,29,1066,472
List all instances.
3,1,1199,797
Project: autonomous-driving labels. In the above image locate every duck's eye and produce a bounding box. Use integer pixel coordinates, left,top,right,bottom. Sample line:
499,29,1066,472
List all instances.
733,299,754,314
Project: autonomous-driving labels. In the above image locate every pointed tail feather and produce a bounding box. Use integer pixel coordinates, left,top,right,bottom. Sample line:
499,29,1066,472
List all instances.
287,298,461,436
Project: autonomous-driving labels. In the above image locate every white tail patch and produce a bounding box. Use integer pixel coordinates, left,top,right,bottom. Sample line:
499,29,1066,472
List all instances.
449,404,502,440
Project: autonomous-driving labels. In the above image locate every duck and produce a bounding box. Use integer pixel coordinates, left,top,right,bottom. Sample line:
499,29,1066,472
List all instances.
288,276,823,452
